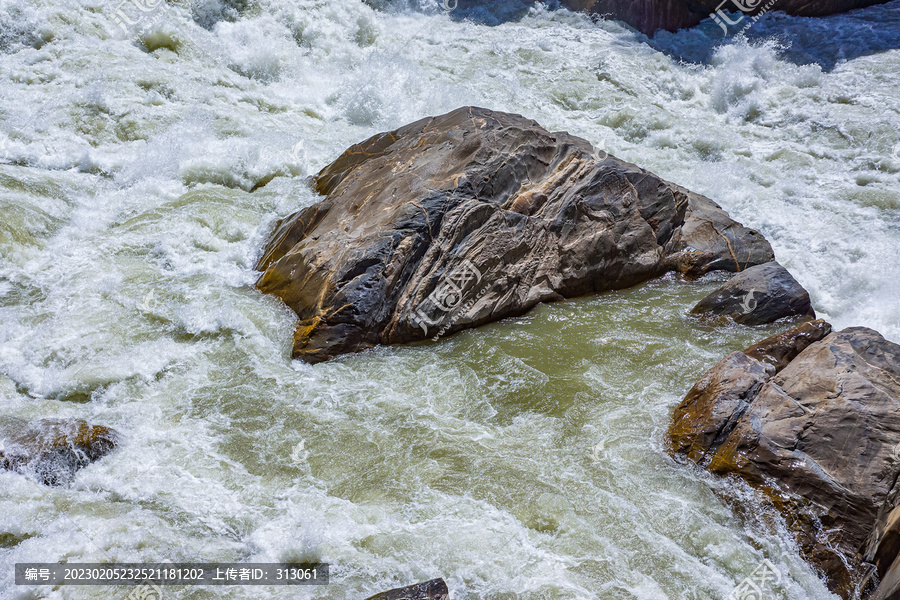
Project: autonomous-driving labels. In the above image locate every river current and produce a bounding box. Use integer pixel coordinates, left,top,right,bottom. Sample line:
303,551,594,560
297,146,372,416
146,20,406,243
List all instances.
1,0,899,598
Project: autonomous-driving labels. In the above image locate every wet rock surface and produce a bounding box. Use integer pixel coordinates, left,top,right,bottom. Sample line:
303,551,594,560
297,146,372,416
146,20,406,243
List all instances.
255,106,775,363
668,321,900,598
363,578,450,600
0,418,119,486
691,261,814,325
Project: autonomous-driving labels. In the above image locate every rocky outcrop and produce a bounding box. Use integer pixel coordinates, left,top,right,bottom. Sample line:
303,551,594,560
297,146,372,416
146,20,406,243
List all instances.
558,0,892,36
0,418,118,486
256,106,775,363
364,578,449,600
691,261,814,325
668,321,900,599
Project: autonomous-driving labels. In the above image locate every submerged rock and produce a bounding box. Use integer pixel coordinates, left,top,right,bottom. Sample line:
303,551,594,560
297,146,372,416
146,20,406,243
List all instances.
363,578,449,600
668,321,900,599
558,0,892,35
691,261,814,325
256,106,775,363
0,418,118,486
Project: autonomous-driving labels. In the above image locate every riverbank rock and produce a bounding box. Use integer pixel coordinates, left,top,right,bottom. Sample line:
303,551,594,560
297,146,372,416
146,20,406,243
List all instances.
690,261,814,325
558,0,891,36
668,321,900,599
0,418,119,486
256,106,775,363
364,578,449,600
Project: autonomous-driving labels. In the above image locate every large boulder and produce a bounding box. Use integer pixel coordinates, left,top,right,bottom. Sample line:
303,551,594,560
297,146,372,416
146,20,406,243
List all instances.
668,321,900,599
558,0,892,35
0,418,119,486
364,578,449,600
255,106,774,363
691,261,814,325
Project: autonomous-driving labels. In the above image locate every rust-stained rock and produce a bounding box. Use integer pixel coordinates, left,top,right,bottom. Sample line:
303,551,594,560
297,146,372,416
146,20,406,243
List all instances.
668,321,900,599
0,418,119,486
255,107,775,363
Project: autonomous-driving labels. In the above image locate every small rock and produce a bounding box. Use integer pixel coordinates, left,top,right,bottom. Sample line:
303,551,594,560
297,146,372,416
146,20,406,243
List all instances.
690,261,814,325
0,418,119,486
363,578,449,600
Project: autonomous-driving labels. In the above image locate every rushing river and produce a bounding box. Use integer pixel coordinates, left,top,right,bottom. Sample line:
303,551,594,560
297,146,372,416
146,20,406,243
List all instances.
1,0,899,598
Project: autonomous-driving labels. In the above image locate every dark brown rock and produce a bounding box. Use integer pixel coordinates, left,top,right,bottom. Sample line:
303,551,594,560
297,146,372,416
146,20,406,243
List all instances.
0,418,119,486
558,0,891,36
691,261,815,325
363,578,449,600
255,107,774,363
668,322,900,599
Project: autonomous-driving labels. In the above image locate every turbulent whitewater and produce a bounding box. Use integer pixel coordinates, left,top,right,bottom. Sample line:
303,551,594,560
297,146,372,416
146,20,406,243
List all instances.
0,0,898,598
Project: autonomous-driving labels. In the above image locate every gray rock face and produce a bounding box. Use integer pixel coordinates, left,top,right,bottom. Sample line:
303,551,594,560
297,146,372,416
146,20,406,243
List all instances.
691,261,814,325
255,107,774,363
668,322,900,599
363,579,449,600
0,418,119,486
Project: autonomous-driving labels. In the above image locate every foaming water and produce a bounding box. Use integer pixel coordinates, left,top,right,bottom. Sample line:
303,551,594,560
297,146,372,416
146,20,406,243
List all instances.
0,0,897,598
